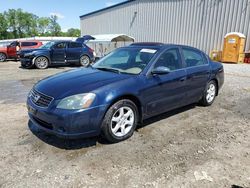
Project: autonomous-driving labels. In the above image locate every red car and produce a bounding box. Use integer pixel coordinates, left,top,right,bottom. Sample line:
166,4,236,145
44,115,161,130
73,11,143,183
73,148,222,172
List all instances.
0,40,43,62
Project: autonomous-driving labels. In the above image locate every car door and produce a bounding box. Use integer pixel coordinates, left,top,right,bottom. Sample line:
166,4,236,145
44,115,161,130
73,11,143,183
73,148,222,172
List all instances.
66,42,82,63
7,41,18,57
181,47,210,104
142,48,187,116
51,42,66,63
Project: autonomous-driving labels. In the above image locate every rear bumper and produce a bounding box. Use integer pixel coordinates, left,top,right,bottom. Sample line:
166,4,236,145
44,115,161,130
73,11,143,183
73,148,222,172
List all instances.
27,97,108,139
217,66,224,91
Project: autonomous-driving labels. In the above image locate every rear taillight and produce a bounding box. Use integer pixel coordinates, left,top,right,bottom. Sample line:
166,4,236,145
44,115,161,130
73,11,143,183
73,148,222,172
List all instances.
88,48,94,53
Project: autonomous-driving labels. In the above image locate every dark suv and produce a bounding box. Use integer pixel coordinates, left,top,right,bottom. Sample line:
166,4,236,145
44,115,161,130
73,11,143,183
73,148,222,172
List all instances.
19,41,95,69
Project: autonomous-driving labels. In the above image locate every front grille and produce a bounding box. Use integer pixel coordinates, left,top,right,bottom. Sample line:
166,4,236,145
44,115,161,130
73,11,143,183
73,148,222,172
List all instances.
30,89,53,107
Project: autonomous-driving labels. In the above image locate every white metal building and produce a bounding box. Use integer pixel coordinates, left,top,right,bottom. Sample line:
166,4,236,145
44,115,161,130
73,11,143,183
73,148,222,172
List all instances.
80,0,250,53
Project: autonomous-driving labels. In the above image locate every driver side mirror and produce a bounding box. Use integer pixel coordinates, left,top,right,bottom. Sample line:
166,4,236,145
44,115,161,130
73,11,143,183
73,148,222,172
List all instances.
151,66,171,75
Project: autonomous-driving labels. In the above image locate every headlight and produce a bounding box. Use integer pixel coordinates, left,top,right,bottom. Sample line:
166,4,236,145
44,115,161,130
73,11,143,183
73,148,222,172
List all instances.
56,93,96,110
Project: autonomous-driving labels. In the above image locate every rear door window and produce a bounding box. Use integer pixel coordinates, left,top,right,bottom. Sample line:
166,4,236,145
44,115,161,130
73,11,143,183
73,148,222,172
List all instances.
68,42,82,48
21,42,37,47
182,48,207,67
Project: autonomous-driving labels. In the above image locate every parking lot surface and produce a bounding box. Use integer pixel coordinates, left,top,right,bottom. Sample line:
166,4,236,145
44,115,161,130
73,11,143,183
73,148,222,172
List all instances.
0,61,250,188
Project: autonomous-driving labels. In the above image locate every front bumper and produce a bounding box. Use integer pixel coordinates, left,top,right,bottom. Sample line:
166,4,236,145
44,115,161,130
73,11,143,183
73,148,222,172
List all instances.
20,58,33,68
27,97,108,139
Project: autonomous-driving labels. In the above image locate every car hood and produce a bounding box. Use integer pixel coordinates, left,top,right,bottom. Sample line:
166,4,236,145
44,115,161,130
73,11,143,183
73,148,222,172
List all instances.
34,68,131,99
19,48,49,54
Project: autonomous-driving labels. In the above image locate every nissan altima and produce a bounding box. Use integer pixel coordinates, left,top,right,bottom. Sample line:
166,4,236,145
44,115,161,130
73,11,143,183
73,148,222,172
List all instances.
27,43,224,143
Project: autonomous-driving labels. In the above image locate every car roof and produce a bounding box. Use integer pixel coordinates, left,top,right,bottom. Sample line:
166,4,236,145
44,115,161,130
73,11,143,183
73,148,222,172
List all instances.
130,42,205,53
53,40,82,44
18,40,42,43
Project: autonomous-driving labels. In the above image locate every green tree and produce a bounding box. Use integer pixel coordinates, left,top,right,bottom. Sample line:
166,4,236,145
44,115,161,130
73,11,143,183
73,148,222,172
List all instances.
37,17,50,35
5,9,18,38
66,28,80,37
4,9,38,38
49,15,61,36
0,9,80,39
0,13,8,39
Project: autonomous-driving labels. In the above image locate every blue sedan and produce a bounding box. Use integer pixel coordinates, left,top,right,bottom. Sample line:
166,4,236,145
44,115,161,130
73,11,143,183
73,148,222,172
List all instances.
27,43,224,143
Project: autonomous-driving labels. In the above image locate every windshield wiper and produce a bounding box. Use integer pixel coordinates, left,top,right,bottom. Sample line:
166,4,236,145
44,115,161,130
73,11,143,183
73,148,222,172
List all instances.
95,67,120,74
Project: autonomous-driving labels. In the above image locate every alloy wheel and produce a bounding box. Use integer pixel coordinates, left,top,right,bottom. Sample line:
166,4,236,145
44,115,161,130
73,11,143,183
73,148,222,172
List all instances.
0,53,6,62
80,56,90,67
111,106,135,137
206,83,216,103
35,57,48,69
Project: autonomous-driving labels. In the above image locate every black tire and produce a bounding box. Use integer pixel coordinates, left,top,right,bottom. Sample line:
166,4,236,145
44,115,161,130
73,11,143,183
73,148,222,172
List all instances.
101,99,138,143
34,56,49,69
0,53,7,62
79,55,90,67
200,80,217,106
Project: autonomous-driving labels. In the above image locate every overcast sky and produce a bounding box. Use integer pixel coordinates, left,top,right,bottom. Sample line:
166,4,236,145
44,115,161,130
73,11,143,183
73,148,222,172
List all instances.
0,0,125,31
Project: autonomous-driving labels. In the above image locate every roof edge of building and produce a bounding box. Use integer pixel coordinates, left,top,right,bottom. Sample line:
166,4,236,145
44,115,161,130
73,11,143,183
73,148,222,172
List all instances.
79,0,136,19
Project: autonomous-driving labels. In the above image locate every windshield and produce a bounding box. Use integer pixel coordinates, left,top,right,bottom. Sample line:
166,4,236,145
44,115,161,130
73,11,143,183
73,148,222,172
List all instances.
39,41,56,49
93,47,158,75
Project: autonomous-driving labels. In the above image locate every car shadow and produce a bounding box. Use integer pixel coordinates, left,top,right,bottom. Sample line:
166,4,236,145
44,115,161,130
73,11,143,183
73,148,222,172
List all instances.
18,64,79,70
28,104,196,150
138,103,196,129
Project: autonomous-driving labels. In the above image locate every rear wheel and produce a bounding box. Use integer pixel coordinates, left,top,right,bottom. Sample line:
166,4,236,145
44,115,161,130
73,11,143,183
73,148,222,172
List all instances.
101,99,138,143
200,80,217,106
0,53,7,62
79,55,90,67
35,56,49,69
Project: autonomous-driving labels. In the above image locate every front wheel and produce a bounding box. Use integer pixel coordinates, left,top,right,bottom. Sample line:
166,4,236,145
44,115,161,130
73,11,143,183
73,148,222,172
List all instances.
101,99,138,143
0,53,7,62
21,62,34,69
200,80,217,106
34,56,49,69
79,55,90,67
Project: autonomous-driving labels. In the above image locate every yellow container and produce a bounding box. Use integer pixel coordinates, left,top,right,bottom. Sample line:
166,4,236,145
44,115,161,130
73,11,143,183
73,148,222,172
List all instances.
238,53,245,63
222,32,246,63
210,50,222,62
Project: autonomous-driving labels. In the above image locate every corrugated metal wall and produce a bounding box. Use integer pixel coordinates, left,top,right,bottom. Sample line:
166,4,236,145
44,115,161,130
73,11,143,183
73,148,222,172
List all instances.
80,0,250,53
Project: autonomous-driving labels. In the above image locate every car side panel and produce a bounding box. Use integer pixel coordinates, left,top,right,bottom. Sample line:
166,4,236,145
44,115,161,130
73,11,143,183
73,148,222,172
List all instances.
141,70,187,116
66,47,82,63
210,61,224,92
185,65,210,103
51,48,66,63
7,46,17,58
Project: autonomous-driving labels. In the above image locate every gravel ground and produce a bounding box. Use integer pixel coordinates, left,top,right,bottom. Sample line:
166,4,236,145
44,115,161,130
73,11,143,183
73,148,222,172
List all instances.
0,61,250,188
